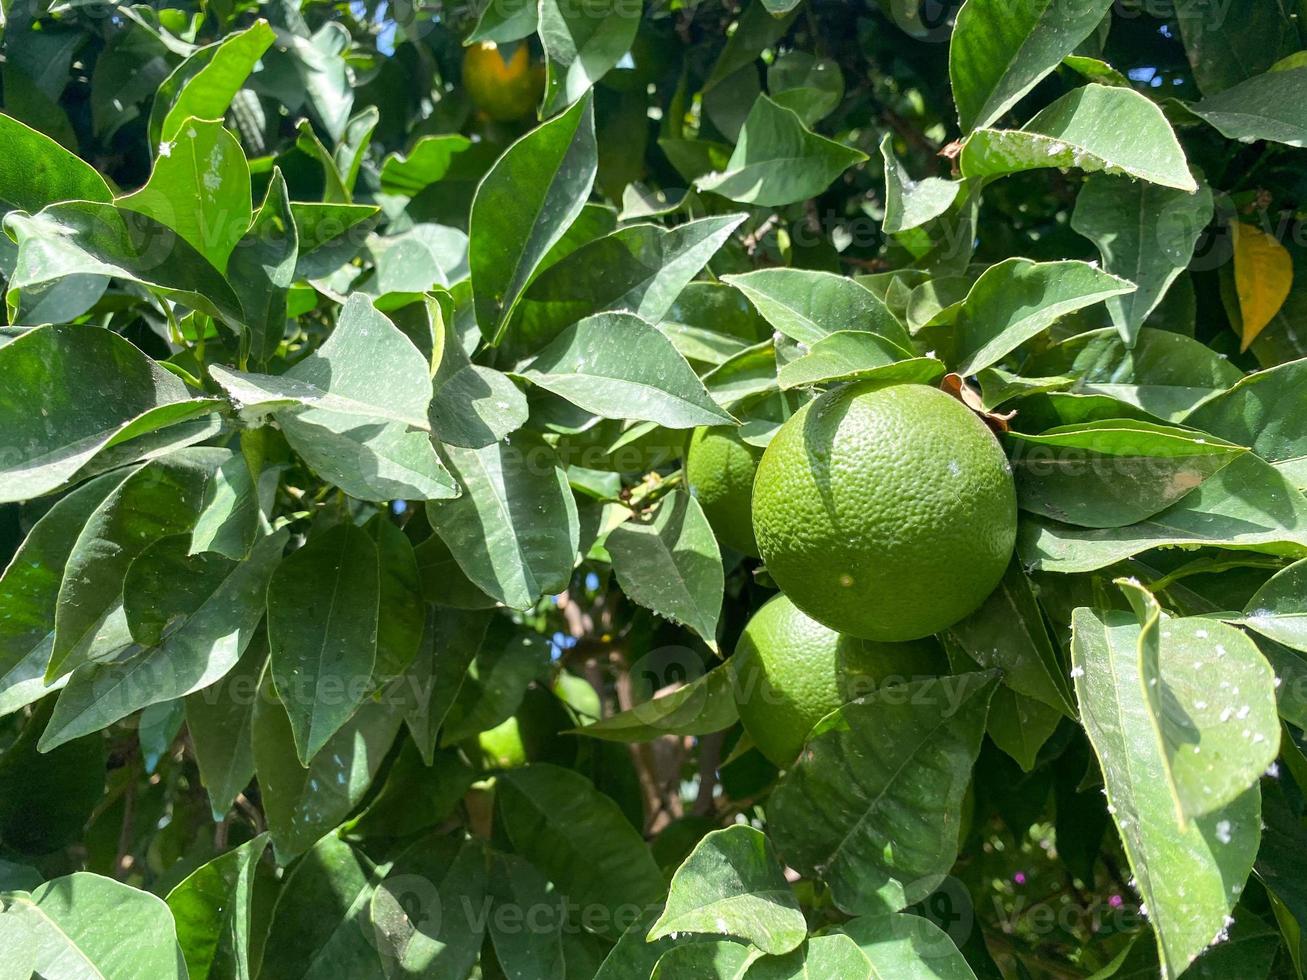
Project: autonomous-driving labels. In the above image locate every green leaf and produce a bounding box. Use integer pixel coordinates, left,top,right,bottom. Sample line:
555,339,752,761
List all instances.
50,448,230,680
430,364,528,449
539,0,641,116
278,416,458,503
2,872,186,979
1019,453,1307,573
470,92,597,345
1190,67,1307,146
775,331,921,390
166,834,268,980
941,259,1134,376
366,515,424,684
0,325,220,504
1071,176,1215,345
403,609,491,762
1185,358,1307,490
210,293,433,431
723,268,910,349
1241,559,1307,653
697,95,868,206
949,0,1115,131
259,833,386,980
1024,327,1245,423
1070,599,1263,977
150,20,275,146
252,672,403,863
505,213,746,358
117,117,251,273
185,636,264,820
945,559,1075,716
653,940,762,979
574,664,740,741
985,685,1064,773
364,224,469,298
370,835,487,978
837,912,979,979
960,85,1198,192
428,434,579,610
496,764,667,938
649,825,806,955
744,934,872,979
1173,0,1297,96
1006,420,1247,528
607,490,724,650
38,530,286,751
379,135,475,196
486,852,567,980
0,112,112,213
879,134,962,234
268,522,379,763
0,471,129,717
4,202,245,325
228,168,298,366
519,312,735,427
769,52,844,126
769,672,998,914
439,623,551,744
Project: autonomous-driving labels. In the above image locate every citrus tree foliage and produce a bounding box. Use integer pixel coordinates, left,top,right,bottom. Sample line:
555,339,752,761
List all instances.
3,0,1307,977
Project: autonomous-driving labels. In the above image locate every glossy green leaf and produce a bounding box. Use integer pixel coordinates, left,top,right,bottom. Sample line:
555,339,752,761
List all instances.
1173,0,1296,96
1072,176,1215,346
519,312,734,427
652,940,762,980
50,448,230,680
697,96,867,206
486,851,567,980
769,672,998,914
744,934,872,979
402,608,491,764
166,833,268,980
769,52,844,126
986,685,1064,773
949,0,1116,131
723,268,910,349
2,873,187,979
117,117,250,272
1019,452,1307,573
439,623,551,745
574,664,739,742
607,490,724,650
428,434,579,610
429,363,528,449
378,135,474,196
539,0,641,115
650,826,805,955
252,673,403,863
960,85,1197,192
879,134,961,234
942,259,1134,375
1071,599,1263,977
0,112,112,213
38,530,286,751
0,471,128,717
210,292,433,431
366,516,424,684
184,636,265,819
268,522,379,763
470,92,597,344
1185,358,1307,489
1006,419,1246,528
775,331,912,389
0,325,218,503
228,169,297,366
496,764,667,938
1190,67,1307,146
259,833,385,980
4,202,245,325
505,213,746,358
837,912,979,980
150,20,275,146
1241,559,1307,653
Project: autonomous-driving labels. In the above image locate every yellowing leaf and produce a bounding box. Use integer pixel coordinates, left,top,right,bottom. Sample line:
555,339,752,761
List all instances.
1233,221,1293,351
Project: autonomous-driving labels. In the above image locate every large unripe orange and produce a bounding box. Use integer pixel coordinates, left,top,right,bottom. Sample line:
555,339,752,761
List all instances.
461,41,543,122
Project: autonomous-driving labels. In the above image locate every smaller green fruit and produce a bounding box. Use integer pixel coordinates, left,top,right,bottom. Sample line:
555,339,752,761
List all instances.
473,716,527,769
731,593,945,767
686,426,762,556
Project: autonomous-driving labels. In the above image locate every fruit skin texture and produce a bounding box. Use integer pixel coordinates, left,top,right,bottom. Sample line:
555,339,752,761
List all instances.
731,593,946,767
686,426,762,556
462,42,544,122
752,381,1017,642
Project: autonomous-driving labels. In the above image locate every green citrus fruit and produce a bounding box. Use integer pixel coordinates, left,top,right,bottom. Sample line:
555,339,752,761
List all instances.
752,381,1016,641
686,426,762,556
472,716,527,769
731,593,946,766
462,41,544,122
